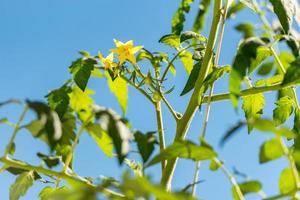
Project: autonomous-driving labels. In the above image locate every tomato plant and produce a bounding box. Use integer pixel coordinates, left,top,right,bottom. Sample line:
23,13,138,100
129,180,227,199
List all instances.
1,0,300,199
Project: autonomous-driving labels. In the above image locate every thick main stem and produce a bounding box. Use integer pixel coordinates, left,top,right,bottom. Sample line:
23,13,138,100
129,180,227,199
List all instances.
160,0,222,189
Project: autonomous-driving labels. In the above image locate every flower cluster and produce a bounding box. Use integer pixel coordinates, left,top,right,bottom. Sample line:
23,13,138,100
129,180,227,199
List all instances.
98,39,143,70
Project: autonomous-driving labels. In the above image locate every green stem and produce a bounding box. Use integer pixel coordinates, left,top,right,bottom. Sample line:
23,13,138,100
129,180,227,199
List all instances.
161,0,222,190
3,105,29,157
202,82,298,104
0,157,124,199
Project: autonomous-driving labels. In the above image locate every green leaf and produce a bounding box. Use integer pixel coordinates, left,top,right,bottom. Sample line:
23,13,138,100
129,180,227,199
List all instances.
94,106,132,164
158,34,180,48
172,0,194,35
69,86,94,122
9,171,35,200
192,0,211,32
107,74,128,114
249,46,272,73
257,62,273,76
85,123,113,158
242,93,265,132
240,0,258,12
259,138,284,163
227,2,245,19
120,173,196,200
146,140,216,167
39,186,69,200
180,62,201,96
279,168,297,194
37,152,60,168
134,131,157,163
235,23,255,39
26,101,62,150
46,84,72,118
238,180,262,195
180,31,206,43
255,75,283,87
229,37,266,108
293,108,300,134
270,0,296,33
179,50,194,74
203,65,231,92
69,57,97,91
282,58,300,86
273,96,295,125
209,159,221,171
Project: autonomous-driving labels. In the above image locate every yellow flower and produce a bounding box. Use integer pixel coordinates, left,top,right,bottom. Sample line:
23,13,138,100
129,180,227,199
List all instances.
98,52,117,69
110,39,143,64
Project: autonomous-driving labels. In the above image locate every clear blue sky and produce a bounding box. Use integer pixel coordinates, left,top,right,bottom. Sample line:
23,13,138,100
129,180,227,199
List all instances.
0,0,291,199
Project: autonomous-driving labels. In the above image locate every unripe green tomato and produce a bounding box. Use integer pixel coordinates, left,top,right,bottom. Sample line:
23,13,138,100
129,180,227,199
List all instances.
152,92,161,102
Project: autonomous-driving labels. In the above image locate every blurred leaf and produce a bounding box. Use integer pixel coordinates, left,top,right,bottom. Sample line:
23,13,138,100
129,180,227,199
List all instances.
46,84,72,118
180,62,201,96
134,131,157,163
172,0,194,35
192,0,211,32
279,168,297,194
255,75,283,87
69,57,96,91
146,140,216,167
158,34,180,48
257,62,273,76
37,152,60,168
107,73,128,114
180,31,206,43
249,47,272,73
259,138,284,163
203,65,231,92
232,180,262,198
273,96,295,125
220,121,245,147
227,2,245,19
229,37,266,108
270,0,296,33
293,108,300,134
240,0,258,12
179,50,194,74
124,159,143,177
39,186,69,200
94,106,132,164
242,93,265,133
0,99,21,108
69,86,94,123
26,101,62,150
9,171,35,200
85,123,113,158
209,159,221,171
235,23,255,39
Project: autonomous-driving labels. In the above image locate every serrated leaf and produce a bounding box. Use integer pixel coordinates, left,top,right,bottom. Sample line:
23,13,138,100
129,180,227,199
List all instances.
179,50,194,74
242,93,265,133
146,140,216,167
9,171,35,200
172,0,194,35
85,123,113,158
180,62,201,96
69,86,94,122
273,96,295,125
69,57,96,91
279,168,297,194
106,74,128,114
259,138,284,163
46,85,71,118
158,34,180,48
192,0,211,32
134,131,157,163
229,37,266,108
270,0,296,33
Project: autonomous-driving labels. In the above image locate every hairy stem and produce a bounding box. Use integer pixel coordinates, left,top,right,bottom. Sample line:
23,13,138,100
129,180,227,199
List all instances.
3,105,29,158
161,0,222,190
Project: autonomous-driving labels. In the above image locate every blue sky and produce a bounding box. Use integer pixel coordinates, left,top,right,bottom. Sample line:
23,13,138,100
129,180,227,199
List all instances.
0,0,292,199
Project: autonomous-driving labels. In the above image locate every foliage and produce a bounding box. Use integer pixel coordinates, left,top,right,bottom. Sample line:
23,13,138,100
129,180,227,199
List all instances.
1,0,300,199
